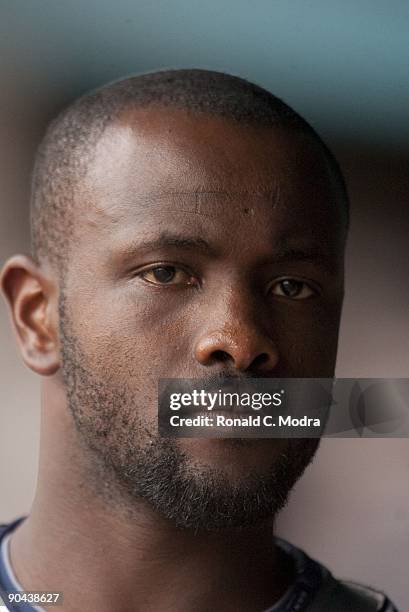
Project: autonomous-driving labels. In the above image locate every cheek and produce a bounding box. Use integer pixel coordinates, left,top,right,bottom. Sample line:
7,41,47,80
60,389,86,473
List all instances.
273,302,341,376
69,285,193,379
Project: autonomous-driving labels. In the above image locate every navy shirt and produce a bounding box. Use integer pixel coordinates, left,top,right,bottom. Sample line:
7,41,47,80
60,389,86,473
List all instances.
0,519,398,611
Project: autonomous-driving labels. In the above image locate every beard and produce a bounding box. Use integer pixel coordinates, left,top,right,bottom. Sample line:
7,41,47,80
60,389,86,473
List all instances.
59,291,320,532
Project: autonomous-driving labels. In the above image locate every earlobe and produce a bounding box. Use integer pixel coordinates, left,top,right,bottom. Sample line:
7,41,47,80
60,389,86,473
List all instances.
0,255,60,376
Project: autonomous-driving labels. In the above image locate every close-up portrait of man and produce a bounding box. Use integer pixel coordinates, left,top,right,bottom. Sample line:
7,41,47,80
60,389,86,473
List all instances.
1,2,408,611
0,67,402,612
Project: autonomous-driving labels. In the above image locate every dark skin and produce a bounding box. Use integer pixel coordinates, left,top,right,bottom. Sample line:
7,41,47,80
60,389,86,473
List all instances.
1,108,346,611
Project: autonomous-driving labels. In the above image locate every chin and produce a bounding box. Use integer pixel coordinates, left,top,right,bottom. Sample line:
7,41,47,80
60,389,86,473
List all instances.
179,437,288,476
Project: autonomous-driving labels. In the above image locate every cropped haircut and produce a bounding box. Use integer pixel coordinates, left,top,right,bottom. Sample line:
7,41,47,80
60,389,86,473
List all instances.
30,69,349,270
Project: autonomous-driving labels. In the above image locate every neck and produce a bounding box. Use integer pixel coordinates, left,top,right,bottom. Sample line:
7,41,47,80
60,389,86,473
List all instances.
9,379,293,612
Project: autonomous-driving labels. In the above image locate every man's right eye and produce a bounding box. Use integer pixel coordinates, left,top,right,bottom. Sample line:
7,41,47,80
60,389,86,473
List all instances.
139,265,197,286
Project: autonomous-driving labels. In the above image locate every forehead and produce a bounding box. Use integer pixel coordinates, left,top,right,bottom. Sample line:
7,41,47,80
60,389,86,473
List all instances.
85,106,335,194
78,107,343,250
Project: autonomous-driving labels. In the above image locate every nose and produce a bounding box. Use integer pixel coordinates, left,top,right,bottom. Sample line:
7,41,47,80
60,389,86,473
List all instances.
194,299,279,373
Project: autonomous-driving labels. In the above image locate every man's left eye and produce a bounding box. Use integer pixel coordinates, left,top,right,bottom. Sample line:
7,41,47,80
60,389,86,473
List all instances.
270,279,316,299
139,265,196,286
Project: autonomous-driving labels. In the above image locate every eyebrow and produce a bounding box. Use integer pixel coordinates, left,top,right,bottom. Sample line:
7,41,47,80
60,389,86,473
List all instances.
115,232,331,268
117,232,220,258
270,247,328,264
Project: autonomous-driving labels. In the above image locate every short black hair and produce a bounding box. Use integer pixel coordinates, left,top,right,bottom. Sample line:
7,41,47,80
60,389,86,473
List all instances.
30,68,349,268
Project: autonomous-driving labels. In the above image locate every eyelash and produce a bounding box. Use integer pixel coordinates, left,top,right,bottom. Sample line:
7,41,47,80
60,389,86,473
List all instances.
267,277,320,300
135,263,199,288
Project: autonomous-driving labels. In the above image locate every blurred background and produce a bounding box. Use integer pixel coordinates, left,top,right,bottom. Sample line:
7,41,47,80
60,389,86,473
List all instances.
0,1,408,608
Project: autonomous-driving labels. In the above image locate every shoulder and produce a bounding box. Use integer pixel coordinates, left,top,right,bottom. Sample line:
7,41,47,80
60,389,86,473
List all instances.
275,538,400,612
309,572,400,611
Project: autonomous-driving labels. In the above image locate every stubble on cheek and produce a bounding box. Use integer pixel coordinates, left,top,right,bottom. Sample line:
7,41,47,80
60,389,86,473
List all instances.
59,290,156,453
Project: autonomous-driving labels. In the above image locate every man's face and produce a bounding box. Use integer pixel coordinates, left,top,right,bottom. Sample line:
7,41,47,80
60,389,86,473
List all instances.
59,108,345,529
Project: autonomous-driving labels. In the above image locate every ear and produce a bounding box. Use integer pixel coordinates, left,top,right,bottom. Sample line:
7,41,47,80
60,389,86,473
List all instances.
0,255,60,376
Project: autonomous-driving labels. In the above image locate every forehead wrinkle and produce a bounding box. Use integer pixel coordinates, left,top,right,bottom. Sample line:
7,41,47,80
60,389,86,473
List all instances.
77,188,283,230
79,116,287,228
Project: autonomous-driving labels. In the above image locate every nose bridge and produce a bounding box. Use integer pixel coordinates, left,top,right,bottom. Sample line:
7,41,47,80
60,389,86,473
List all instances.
218,285,263,338
194,282,279,371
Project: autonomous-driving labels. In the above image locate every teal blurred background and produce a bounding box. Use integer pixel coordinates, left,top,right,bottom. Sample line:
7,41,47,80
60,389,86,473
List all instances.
1,0,408,149
1,1,408,609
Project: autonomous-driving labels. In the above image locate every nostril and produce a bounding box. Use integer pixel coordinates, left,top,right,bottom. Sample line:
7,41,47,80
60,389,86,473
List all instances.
211,350,232,364
250,353,270,370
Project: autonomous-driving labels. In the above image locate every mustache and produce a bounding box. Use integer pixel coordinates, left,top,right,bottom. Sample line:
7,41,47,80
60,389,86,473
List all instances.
187,369,273,387
159,371,279,400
